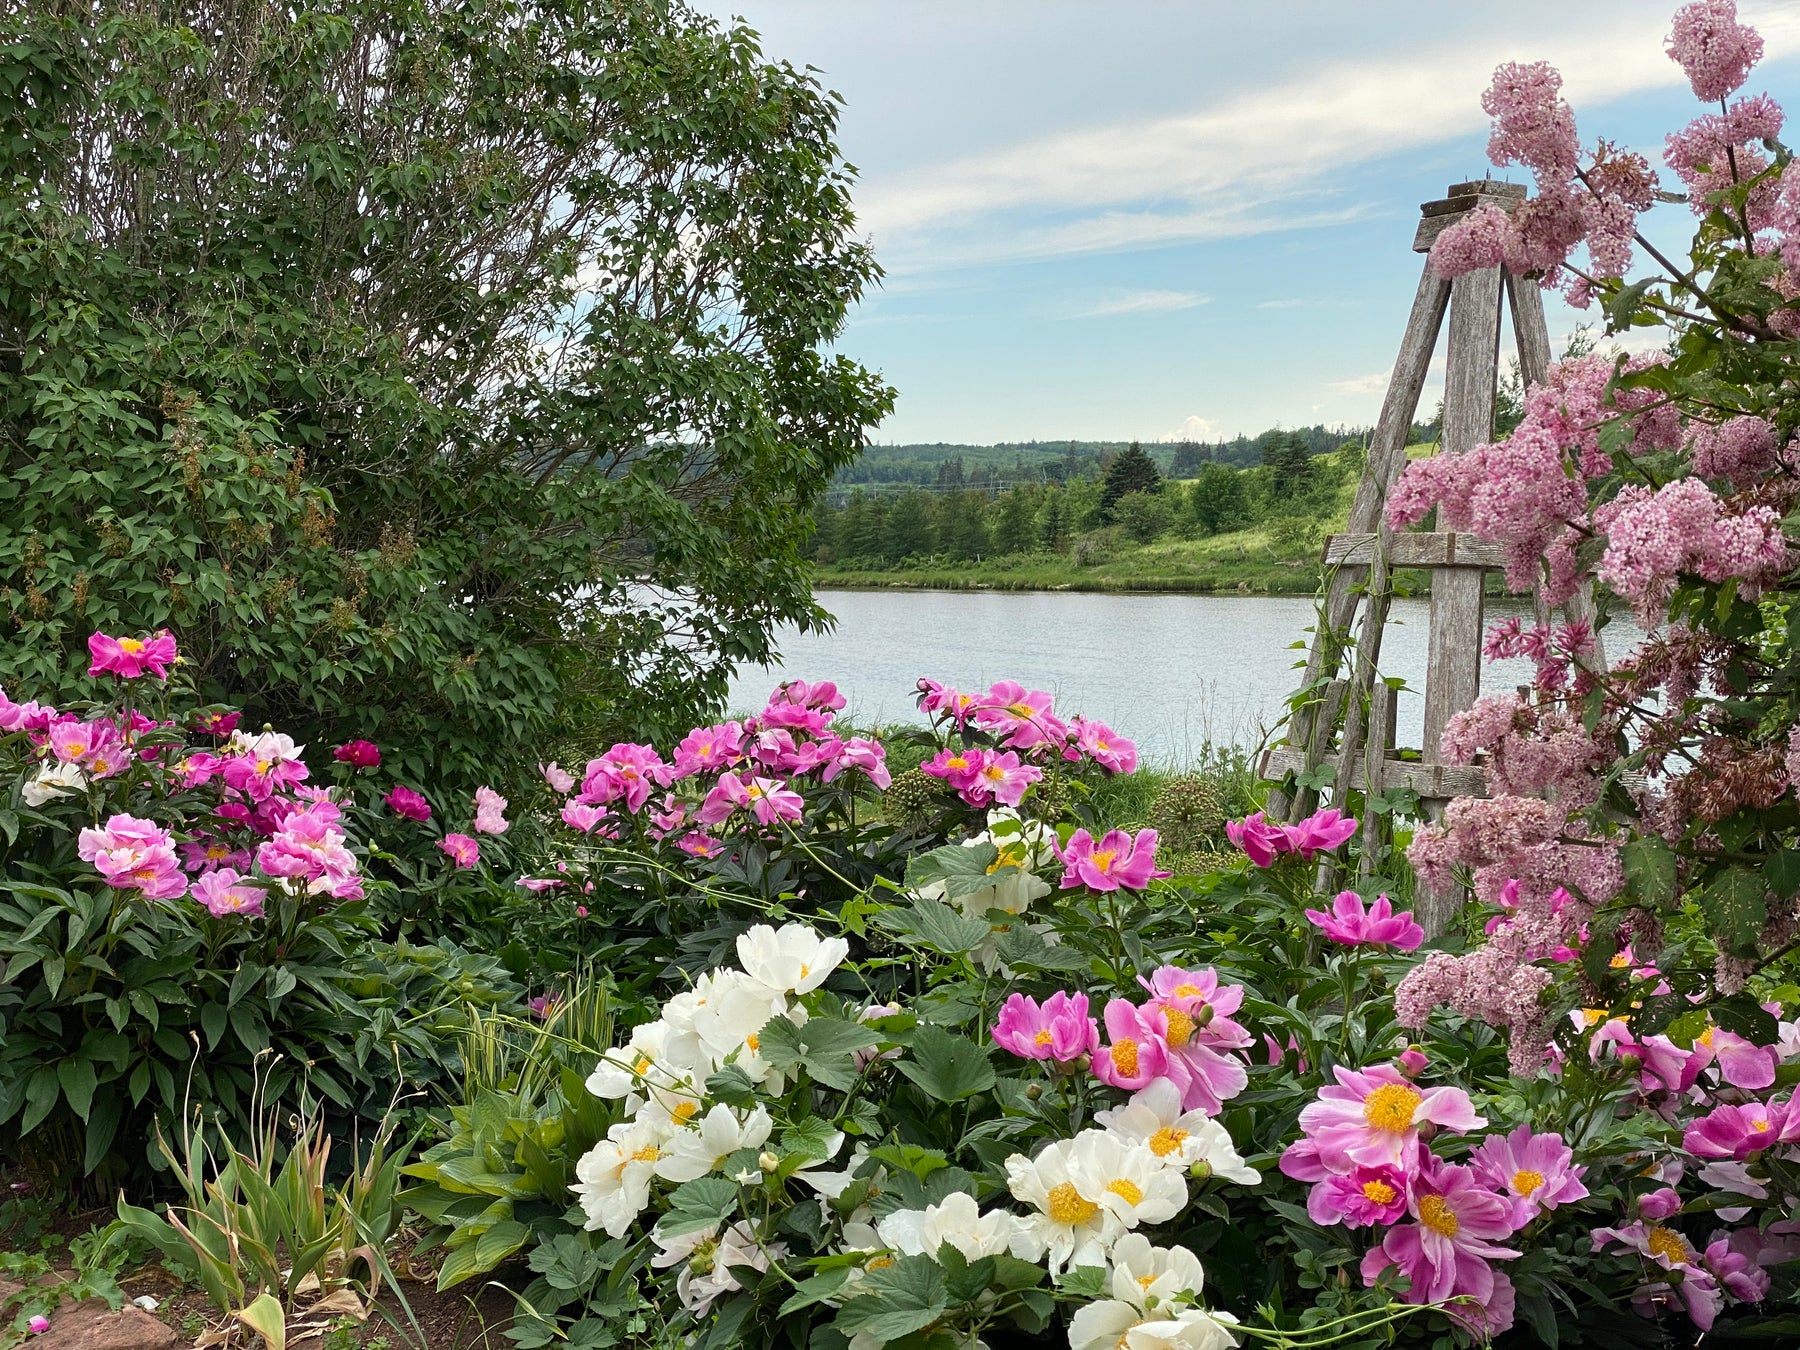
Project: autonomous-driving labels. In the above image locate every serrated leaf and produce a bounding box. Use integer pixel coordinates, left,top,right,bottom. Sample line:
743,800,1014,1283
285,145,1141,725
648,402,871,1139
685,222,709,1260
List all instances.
834,1255,946,1341
655,1177,740,1239
1701,867,1766,958
1766,850,1800,901
757,1015,878,1093
1622,836,1677,908
876,897,991,955
894,1026,995,1103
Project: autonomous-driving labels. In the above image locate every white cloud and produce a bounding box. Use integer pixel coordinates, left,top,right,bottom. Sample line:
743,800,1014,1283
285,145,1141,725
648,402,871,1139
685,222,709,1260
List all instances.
1074,289,1211,318
1257,299,1304,310
857,6,1800,272
1166,415,1221,441
1328,370,1394,396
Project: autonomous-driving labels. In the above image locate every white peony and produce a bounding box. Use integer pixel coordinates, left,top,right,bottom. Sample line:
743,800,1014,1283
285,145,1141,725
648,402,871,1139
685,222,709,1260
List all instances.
875,1192,1026,1262
1095,1079,1261,1185
1068,1302,1240,1350
1066,1131,1188,1232
573,1117,671,1238
735,922,849,995
1004,1135,1117,1273
1105,1233,1207,1312
670,1220,783,1315
654,1104,774,1183
22,761,87,806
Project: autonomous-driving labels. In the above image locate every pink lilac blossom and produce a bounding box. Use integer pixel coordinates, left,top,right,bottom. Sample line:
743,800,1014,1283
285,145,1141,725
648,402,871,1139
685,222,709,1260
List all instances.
1595,479,1788,623
991,992,1100,1062
1483,60,1579,186
1664,97,1781,227
1470,1125,1589,1226
437,832,481,869
87,630,179,680
1303,891,1425,951
473,786,509,834
1054,828,1166,891
385,785,432,822
1776,161,1800,278
1666,0,1763,101
191,867,265,918
1690,415,1778,485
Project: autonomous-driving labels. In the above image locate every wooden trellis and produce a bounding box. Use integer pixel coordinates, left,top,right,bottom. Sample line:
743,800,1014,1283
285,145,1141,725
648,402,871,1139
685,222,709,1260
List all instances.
1259,179,1600,934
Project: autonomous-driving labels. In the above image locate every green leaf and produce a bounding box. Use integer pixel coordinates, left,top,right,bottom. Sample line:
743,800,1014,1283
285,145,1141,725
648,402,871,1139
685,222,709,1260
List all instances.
655,1177,740,1239
903,843,1002,902
757,1015,878,1093
834,1255,946,1342
1766,850,1800,901
778,1267,853,1317
200,1002,228,1051
237,1292,285,1350
894,1026,995,1103
471,1219,530,1274
56,1059,96,1122
876,897,991,955
1701,867,1767,957
1622,836,1677,908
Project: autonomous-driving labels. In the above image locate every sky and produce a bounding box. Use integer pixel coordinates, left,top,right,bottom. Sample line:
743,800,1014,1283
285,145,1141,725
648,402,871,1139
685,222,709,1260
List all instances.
692,1,1800,446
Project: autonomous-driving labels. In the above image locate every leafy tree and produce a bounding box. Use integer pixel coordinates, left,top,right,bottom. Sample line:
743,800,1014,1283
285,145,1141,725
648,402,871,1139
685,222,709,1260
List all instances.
935,492,990,561
1261,432,1316,499
1113,490,1174,544
1100,442,1162,514
882,491,934,563
1188,463,1253,536
0,0,892,792
992,487,1037,555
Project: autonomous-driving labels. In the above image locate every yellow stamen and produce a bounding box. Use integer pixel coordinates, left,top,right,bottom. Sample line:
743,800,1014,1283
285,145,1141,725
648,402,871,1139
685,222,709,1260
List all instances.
1033,1029,1055,1047
1362,1083,1423,1133
1418,1194,1458,1237
1173,982,1202,998
1148,1127,1189,1158
1361,1179,1398,1206
1045,1182,1098,1226
745,1034,759,1051
1646,1227,1691,1265
119,638,145,655
1105,1178,1144,1207
1162,1007,1195,1049
1110,1038,1140,1077
1513,1169,1546,1196
673,1101,700,1124
1091,849,1117,873
631,1146,660,1163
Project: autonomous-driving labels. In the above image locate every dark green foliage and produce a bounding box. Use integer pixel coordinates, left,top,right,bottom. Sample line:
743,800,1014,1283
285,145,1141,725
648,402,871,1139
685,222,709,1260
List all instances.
0,0,892,794
1112,488,1174,543
1188,461,1255,535
1100,442,1162,514
1261,431,1317,498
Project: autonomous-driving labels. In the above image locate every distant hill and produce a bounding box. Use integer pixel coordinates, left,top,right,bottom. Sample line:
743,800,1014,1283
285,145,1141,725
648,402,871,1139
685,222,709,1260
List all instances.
835,422,1441,493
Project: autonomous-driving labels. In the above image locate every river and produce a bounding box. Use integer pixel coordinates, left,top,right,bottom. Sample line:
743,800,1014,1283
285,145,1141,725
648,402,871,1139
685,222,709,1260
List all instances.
726,589,1631,763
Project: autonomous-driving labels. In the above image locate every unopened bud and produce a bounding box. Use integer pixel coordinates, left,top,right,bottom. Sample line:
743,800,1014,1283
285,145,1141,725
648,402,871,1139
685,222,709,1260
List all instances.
1415,1121,1439,1144
1194,1004,1216,1028
1396,1048,1428,1079
1024,1083,1043,1101
1188,1160,1212,1180
758,1151,779,1174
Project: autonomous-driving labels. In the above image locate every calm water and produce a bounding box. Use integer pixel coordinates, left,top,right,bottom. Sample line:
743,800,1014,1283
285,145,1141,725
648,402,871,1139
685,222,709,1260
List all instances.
726,589,1613,762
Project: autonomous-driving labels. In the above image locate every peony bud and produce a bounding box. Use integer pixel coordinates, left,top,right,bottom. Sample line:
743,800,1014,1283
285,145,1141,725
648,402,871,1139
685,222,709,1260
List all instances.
1023,1082,1043,1101
1415,1120,1439,1144
1195,1004,1216,1028
1396,1048,1429,1078
1188,1160,1213,1180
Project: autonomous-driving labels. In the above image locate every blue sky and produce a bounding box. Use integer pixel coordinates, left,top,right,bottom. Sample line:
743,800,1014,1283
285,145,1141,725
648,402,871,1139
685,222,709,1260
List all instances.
695,1,1800,445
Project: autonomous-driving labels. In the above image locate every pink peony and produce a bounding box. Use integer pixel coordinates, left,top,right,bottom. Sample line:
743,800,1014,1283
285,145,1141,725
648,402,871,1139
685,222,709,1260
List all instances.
1591,1220,1724,1330
76,814,188,899
1303,891,1424,951
256,808,362,898
970,680,1066,750
676,831,724,859
917,679,981,726
332,739,381,769
697,772,803,827
1284,807,1358,859
1068,716,1138,774
191,867,266,918
1091,998,1171,1093
1294,1064,1485,1172
1360,1152,1520,1334
1054,827,1166,891
385,785,432,822
1682,1099,1787,1160
821,736,890,789
1470,1124,1588,1226
87,630,179,680
540,761,576,793
966,749,1041,808
921,746,987,794
560,801,608,833
438,832,481,869
580,743,674,814
991,991,1099,1062
670,722,746,779
1306,1164,1410,1229
1225,811,1288,867
473,786,509,834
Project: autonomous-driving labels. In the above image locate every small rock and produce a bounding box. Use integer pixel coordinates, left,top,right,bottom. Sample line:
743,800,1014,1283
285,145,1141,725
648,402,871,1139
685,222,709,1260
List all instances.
34,1299,178,1350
